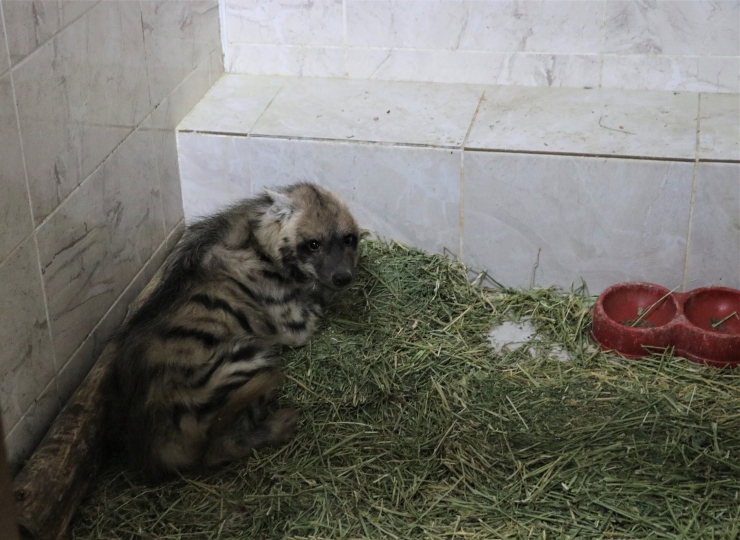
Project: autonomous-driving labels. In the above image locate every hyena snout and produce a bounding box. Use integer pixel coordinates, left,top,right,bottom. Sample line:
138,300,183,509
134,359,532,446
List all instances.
332,271,353,288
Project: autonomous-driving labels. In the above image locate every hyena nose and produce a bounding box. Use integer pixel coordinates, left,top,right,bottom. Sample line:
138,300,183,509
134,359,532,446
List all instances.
332,272,352,287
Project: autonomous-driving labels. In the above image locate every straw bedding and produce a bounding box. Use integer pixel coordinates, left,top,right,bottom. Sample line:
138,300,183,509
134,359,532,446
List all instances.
71,241,740,539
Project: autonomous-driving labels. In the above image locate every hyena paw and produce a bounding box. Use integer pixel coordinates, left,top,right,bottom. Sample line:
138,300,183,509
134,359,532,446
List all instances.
267,408,299,445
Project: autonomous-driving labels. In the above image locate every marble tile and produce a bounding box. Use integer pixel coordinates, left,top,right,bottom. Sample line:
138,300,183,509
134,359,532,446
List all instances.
57,1,151,127
3,0,61,66
166,219,187,252
208,48,225,84
0,237,56,434
57,236,169,403
604,0,740,56
345,0,604,53
144,51,213,131
347,48,504,86
463,152,694,293
466,85,699,160
14,1,150,224
493,53,601,89
0,0,97,70
0,72,33,263
56,331,93,406
228,43,345,78
141,0,221,109
699,93,740,162
252,77,484,147
37,129,165,366
179,74,286,134
250,137,461,255
225,0,343,46
347,49,601,88
0,3,9,77
177,133,252,221
601,55,739,94
60,0,99,25
685,162,740,289
153,129,184,234
3,377,61,474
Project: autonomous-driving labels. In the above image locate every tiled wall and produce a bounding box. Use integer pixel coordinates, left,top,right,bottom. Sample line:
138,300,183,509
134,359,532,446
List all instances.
222,0,739,93
0,0,223,472
177,74,740,295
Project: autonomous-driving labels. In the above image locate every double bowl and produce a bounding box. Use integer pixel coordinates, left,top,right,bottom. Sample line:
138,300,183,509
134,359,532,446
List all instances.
591,283,740,367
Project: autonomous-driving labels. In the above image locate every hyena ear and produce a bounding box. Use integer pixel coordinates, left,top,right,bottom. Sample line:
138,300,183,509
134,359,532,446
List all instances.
265,189,295,222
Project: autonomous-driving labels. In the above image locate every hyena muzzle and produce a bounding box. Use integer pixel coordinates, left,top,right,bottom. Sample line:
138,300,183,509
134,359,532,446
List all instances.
106,183,360,480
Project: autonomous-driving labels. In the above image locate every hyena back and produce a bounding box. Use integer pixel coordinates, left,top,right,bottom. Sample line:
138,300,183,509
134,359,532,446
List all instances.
108,183,360,479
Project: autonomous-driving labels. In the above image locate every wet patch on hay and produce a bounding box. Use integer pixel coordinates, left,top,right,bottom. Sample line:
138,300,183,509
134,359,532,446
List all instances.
72,241,740,539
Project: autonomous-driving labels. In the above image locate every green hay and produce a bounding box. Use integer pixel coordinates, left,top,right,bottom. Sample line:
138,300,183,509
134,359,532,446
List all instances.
71,241,740,539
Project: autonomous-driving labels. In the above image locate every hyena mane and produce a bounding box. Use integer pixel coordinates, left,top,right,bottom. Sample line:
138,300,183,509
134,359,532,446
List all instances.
106,183,360,480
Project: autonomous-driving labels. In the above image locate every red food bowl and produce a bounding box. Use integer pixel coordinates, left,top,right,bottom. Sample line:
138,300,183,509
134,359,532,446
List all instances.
591,282,740,367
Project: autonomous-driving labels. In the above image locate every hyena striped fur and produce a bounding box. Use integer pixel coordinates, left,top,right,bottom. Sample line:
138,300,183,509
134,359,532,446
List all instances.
107,183,360,480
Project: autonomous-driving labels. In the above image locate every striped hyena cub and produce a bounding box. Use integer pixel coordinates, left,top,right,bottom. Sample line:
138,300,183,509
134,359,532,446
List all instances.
108,183,360,479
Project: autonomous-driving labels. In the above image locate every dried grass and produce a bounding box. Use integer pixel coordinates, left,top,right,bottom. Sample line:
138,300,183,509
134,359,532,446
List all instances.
71,241,740,539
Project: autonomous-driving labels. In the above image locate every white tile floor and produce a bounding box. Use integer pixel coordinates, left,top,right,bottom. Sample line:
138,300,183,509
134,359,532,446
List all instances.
177,74,740,292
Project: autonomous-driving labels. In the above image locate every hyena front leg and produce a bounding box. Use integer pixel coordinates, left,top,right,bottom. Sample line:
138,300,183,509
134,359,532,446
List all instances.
203,408,299,467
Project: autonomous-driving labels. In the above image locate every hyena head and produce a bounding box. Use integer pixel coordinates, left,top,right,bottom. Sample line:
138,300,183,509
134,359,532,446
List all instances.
260,183,361,290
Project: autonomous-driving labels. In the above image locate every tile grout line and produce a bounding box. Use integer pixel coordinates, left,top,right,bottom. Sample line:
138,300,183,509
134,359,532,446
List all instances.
2,0,102,75
139,0,168,244
176,129,715,163
682,95,702,291
54,225,180,383
221,42,740,60
7,224,181,448
0,0,9,72
241,80,288,198
26,43,218,237
164,46,221,130
5,34,60,434
218,0,230,72
3,375,59,451
184,130,462,150
31,126,136,232
10,55,57,359
342,0,348,77
13,44,216,266
139,0,156,120
465,147,698,163
246,84,287,137
247,128,255,197
459,90,487,260
599,0,606,88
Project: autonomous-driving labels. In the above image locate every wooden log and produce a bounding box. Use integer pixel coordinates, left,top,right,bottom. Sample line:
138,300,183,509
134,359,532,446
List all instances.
12,268,165,540
0,415,20,540
13,353,112,540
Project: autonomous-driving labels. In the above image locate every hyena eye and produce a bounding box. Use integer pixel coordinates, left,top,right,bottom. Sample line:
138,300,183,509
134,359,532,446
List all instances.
308,240,321,251
343,234,357,247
